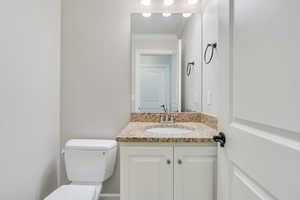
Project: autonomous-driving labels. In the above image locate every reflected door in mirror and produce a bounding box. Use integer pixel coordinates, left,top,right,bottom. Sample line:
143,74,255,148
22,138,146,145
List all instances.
137,55,171,112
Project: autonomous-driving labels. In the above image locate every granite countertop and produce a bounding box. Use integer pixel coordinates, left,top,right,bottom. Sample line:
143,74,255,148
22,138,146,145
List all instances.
116,122,218,143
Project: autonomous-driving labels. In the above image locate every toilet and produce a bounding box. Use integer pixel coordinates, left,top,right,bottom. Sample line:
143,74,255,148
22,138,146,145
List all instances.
45,139,117,200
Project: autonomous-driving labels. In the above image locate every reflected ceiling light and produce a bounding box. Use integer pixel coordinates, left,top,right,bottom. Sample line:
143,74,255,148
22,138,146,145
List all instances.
164,0,174,6
142,12,152,17
187,0,198,5
141,0,151,6
162,13,172,17
182,13,192,17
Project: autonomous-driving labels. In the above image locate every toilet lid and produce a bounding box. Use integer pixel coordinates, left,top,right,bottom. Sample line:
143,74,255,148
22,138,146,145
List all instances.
65,139,117,150
45,185,97,200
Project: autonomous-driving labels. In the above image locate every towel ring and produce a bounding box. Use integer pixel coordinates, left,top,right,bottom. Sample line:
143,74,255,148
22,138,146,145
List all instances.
186,62,195,77
204,43,217,64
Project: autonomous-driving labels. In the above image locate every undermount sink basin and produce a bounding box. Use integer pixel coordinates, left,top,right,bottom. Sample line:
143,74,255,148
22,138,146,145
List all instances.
146,127,193,134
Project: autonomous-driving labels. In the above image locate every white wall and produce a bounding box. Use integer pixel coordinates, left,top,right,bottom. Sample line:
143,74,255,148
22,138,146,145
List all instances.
61,0,201,196
133,34,178,50
0,0,61,199
181,5,219,116
202,0,219,116
181,14,203,112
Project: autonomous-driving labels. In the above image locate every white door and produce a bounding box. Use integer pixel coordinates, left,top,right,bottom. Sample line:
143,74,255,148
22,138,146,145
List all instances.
218,0,300,200
174,145,217,200
138,65,170,112
120,146,173,200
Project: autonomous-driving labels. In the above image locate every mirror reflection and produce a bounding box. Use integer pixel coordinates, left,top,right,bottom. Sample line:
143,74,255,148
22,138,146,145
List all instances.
131,13,202,113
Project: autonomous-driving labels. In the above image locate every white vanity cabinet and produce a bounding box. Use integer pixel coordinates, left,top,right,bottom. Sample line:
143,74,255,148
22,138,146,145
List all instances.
174,145,217,200
120,145,173,200
120,143,217,200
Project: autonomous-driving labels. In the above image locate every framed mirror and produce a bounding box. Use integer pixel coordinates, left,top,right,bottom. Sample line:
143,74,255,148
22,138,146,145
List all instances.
131,13,202,113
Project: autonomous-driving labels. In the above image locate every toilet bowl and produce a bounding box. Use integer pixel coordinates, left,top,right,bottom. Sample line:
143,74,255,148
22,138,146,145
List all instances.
45,185,100,200
45,139,117,200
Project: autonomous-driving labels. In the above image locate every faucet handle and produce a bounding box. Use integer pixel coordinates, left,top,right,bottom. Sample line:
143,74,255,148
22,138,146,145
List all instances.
165,114,169,122
160,114,164,123
170,115,173,121
171,114,176,123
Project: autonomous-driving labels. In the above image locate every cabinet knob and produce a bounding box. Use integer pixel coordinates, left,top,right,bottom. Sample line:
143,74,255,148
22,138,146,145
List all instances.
178,159,182,165
166,159,171,164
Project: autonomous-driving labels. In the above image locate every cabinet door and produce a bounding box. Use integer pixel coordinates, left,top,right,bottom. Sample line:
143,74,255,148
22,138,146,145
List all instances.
120,145,173,200
174,145,217,200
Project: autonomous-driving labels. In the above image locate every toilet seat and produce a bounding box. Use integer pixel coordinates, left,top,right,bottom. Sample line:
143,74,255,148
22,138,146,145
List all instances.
45,185,98,200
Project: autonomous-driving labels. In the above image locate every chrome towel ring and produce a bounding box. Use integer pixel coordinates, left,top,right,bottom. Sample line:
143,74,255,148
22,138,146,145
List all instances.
204,43,217,64
186,61,195,77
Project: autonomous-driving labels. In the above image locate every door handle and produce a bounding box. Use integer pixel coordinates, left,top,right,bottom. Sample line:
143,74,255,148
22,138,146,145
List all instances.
166,159,171,165
213,132,226,147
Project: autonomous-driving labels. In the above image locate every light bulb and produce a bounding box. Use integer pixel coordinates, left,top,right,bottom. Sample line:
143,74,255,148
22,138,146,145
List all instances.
141,0,151,6
187,0,198,5
164,0,174,6
142,12,152,17
182,13,192,18
162,13,172,17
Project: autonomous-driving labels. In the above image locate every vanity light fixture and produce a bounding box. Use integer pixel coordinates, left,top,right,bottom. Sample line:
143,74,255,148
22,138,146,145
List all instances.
182,13,192,17
162,13,172,17
141,0,151,6
187,0,198,5
142,12,152,17
164,0,174,6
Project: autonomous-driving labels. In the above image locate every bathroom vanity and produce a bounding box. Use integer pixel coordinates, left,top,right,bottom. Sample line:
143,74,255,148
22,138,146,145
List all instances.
117,113,218,200
122,12,219,200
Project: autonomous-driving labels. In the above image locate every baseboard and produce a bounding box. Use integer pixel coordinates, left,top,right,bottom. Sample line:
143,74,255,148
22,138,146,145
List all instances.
99,193,120,200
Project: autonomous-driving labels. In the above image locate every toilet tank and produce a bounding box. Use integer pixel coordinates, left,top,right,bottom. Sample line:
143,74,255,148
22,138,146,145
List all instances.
64,139,117,183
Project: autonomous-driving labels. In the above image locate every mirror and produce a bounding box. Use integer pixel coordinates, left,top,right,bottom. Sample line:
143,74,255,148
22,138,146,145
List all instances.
131,13,202,113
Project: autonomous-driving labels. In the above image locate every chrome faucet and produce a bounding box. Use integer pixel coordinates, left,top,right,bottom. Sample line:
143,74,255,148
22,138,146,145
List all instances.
160,105,176,123
160,113,176,124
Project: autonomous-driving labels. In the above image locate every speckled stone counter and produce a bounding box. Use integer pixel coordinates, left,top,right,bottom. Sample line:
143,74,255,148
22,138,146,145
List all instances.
116,122,218,143
130,112,218,130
